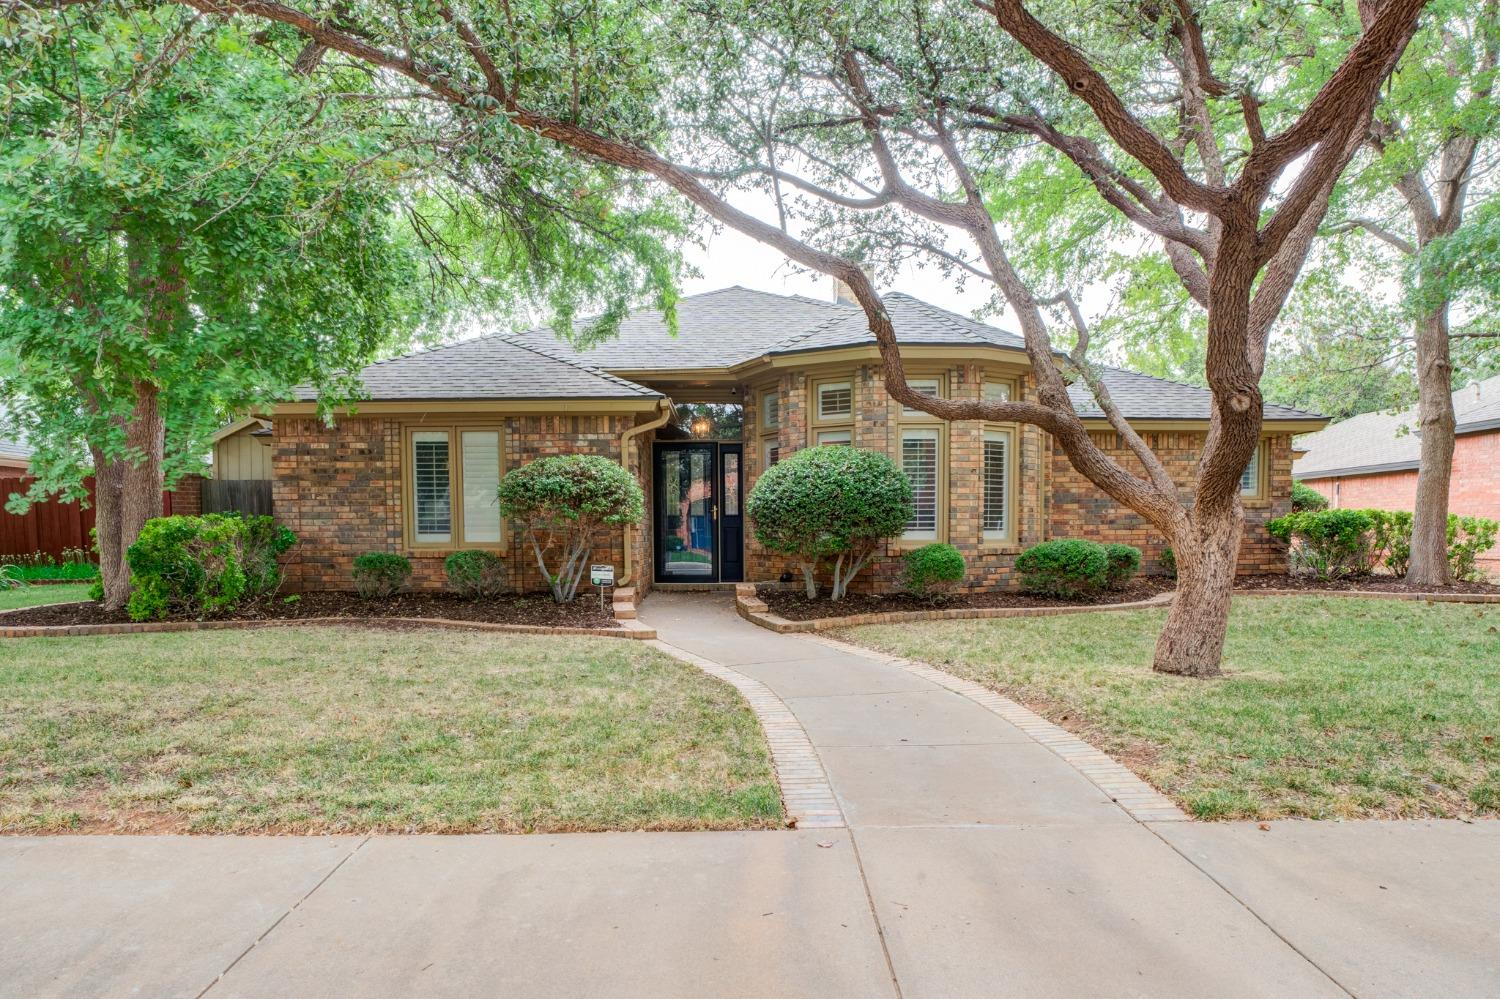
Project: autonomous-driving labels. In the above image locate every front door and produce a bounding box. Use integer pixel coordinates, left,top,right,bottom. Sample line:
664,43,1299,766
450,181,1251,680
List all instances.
655,442,718,582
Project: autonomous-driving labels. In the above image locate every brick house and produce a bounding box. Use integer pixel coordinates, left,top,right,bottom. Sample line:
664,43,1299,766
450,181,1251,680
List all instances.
269,286,1323,594
1295,373,1500,573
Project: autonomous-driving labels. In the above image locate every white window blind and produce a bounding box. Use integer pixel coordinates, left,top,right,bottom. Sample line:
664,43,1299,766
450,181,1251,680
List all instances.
816,429,851,445
762,391,780,429
983,430,1010,539
902,378,942,416
461,430,502,543
1240,447,1261,495
413,431,452,543
818,382,853,420
902,428,939,539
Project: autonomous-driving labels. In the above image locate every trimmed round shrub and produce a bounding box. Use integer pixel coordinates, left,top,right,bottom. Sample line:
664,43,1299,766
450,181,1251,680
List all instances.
124,514,271,621
497,455,644,603
352,552,412,599
1014,539,1109,598
1101,543,1142,590
903,543,965,599
1291,481,1329,512
745,445,912,600
444,549,508,599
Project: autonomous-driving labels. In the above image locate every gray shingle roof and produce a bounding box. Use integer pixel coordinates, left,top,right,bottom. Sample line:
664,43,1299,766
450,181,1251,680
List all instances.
1069,369,1321,423
1295,373,1500,479
766,293,1028,356
293,334,660,402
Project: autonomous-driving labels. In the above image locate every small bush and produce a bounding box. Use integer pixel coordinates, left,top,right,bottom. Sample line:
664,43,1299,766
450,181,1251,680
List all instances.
444,550,508,599
903,543,965,599
1449,515,1499,581
125,515,257,621
1267,509,1375,580
1364,509,1413,575
1015,539,1109,597
1158,546,1177,578
239,515,297,595
1102,543,1142,590
352,552,411,599
1291,481,1329,511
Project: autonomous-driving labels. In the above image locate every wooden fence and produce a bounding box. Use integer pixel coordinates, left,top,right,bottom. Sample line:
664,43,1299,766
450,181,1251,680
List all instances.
201,478,274,517
0,476,96,560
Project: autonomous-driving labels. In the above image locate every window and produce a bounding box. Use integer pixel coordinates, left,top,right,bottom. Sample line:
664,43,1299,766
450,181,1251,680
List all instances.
406,426,504,547
982,429,1012,540
761,390,780,430
766,444,781,469
724,452,740,516
817,381,853,419
901,377,943,416
759,386,781,472
982,378,1012,403
816,429,851,445
902,428,940,540
1240,444,1263,497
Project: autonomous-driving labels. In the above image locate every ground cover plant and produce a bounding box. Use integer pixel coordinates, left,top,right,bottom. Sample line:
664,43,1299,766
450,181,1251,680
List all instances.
0,627,781,833
843,596,1500,820
0,550,98,582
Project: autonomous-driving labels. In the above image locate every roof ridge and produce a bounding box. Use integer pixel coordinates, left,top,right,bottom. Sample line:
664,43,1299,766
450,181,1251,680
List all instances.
497,334,658,397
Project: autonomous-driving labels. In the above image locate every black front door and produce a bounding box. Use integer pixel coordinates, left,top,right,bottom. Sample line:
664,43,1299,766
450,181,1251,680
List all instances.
653,442,744,583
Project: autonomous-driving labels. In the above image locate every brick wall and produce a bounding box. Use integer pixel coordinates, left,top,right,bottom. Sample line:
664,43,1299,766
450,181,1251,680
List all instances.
274,413,641,593
1049,432,1295,575
1301,427,1500,571
165,473,204,517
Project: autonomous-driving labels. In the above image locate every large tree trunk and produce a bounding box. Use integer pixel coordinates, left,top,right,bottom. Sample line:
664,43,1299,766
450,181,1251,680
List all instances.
1153,501,1244,677
93,384,166,612
1405,305,1456,589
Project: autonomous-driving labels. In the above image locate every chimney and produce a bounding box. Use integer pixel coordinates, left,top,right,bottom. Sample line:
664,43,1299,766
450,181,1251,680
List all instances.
832,266,875,306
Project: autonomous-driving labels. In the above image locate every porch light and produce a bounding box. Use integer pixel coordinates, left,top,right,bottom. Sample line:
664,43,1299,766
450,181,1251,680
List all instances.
690,414,713,438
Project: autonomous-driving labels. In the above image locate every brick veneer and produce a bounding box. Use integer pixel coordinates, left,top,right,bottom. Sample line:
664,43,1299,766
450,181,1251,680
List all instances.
273,413,649,593
1300,427,1500,571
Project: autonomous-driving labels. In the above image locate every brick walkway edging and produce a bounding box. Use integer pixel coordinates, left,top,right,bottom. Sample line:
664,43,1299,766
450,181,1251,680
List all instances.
0,602,657,641
646,638,845,830
805,632,1191,824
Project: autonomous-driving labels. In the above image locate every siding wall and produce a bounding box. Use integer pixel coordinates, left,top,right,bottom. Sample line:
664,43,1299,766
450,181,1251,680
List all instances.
214,429,273,479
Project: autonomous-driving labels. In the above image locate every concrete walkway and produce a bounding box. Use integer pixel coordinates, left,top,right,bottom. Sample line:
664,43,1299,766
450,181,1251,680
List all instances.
2,590,1496,998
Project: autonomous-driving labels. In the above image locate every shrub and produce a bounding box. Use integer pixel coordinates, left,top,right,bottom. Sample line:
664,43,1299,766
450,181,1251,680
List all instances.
1291,481,1329,511
352,552,411,599
444,550,508,599
124,514,282,621
1448,515,1499,582
745,445,912,600
1158,546,1177,578
1101,543,1142,590
1015,539,1109,597
239,515,297,595
1363,509,1413,575
903,543,965,599
1267,509,1375,580
497,455,644,603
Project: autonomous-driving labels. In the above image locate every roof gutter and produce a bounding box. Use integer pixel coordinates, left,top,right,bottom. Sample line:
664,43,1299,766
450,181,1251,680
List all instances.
617,398,674,588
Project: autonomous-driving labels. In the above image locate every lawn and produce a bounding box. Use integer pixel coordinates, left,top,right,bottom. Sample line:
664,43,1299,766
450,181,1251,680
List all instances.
0,626,782,833
0,583,93,612
842,596,1500,820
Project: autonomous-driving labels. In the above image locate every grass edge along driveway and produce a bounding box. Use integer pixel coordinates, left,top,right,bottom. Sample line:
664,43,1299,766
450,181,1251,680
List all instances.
841,595,1500,821
0,626,782,834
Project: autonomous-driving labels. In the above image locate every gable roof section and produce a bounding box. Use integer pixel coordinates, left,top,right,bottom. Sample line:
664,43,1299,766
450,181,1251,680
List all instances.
292,334,660,403
765,293,1028,356
1294,372,1500,480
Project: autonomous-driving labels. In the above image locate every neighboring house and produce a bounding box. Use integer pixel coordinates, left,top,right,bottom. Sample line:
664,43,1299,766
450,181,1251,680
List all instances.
1294,373,1500,572
0,438,30,476
270,286,1325,594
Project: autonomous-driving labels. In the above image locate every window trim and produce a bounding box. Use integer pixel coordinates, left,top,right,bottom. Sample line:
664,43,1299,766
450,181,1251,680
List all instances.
401,422,506,552
981,426,1016,543
808,372,857,447
757,384,781,472
901,374,946,417
981,373,1017,405
899,424,944,542
1240,440,1267,500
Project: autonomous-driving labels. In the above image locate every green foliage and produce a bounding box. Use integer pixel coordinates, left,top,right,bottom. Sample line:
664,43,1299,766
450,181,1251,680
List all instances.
1101,543,1142,590
1363,509,1414,576
1015,540,1109,598
444,550,509,599
0,549,98,581
351,553,412,599
1267,510,1376,580
745,446,912,599
1447,516,1499,582
902,544,966,599
1159,546,1177,578
124,514,291,621
498,455,644,602
1291,481,1330,512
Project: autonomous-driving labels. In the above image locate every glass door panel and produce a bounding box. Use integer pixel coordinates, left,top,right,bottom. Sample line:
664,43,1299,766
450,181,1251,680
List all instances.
659,445,716,579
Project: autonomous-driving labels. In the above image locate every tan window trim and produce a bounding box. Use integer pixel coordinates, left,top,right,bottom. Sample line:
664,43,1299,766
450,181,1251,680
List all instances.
809,372,856,448
401,422,506,552
1240,440,1269,502
981,424,1017,544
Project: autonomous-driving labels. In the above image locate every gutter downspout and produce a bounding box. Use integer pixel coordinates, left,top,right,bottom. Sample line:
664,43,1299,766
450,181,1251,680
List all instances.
618,398,674,587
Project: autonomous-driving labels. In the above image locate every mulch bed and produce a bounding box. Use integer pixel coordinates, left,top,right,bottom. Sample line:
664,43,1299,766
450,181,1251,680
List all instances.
1233,573,1500,595
0,590,617,629
758,576,1176,621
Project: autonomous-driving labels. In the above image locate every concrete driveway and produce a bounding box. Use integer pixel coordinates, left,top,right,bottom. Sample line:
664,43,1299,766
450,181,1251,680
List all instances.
2,590,1495,998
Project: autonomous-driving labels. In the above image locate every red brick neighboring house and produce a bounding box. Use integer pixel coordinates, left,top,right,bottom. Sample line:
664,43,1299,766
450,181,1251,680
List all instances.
1294,373,1500,574
272,287,1325,595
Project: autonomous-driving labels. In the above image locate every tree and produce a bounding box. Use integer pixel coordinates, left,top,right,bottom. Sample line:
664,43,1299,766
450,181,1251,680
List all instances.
497,455,645,603
1320,0,1499,588
745,445,912,599
164,0,1427,676
0,5,679,609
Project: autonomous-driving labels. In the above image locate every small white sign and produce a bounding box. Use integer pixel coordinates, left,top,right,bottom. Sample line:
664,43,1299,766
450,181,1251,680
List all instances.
590,564,615,586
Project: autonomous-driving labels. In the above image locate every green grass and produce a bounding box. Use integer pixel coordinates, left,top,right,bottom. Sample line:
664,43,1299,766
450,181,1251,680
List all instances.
0,583,94,612
843,596,1500,821
0,627,782,833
